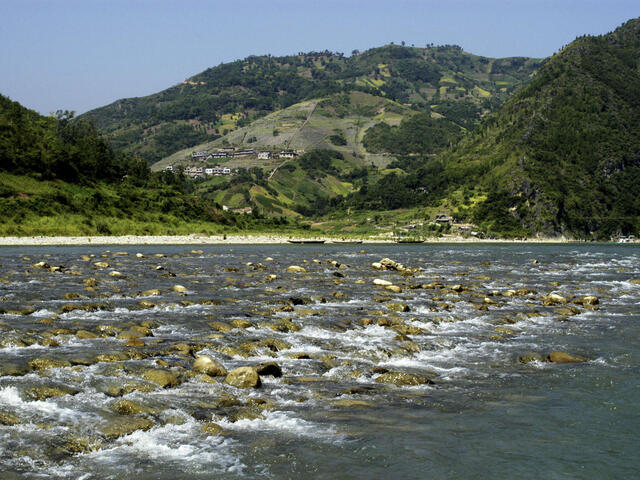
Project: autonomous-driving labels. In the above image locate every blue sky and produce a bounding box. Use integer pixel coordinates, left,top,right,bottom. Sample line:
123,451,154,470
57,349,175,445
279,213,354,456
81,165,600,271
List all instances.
1,0,638,115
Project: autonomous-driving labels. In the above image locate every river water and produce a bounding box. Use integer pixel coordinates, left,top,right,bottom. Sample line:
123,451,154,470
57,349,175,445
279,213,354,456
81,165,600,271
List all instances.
0,243,638,479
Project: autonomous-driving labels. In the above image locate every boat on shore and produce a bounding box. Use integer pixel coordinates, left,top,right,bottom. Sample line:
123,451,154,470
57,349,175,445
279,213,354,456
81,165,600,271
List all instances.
287,239,326,244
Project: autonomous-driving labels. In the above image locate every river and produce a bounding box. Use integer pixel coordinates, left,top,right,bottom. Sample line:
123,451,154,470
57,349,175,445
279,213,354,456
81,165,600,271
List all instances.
0,243,638,479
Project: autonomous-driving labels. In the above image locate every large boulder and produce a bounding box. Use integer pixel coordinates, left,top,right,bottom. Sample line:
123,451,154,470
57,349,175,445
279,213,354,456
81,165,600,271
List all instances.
225,367,261,388
193,355,227,377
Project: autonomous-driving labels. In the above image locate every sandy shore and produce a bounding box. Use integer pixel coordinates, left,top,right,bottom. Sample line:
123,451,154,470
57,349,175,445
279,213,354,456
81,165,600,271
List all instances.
0,234,580,246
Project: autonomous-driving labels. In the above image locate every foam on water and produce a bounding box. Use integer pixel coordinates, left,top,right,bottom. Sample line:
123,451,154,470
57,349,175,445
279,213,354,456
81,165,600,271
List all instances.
217,410,343,443
0,386,82,422
83,418,245,475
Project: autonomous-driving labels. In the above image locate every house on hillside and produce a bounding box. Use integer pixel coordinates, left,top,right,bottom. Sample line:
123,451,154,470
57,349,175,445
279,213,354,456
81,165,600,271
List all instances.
232,149,258,157
192,151,208,161
434,214,453,224
222,205,253,215
278,150,298,159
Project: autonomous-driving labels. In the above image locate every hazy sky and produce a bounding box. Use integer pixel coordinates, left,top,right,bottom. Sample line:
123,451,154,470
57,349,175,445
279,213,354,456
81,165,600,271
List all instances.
1,0,638,115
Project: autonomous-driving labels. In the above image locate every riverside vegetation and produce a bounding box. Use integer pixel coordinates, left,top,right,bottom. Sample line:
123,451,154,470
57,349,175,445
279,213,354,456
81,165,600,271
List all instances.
2,18,640,238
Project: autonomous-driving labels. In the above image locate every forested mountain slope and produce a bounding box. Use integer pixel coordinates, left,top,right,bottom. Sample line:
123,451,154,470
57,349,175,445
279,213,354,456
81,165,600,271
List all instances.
438,18,640,238
81,45,542,163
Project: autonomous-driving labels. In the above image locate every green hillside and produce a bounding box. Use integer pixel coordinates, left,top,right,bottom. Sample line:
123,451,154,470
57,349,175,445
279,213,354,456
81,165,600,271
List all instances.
157,91,417,170
81,44,543,164
439,18,640,238
0,94,283,236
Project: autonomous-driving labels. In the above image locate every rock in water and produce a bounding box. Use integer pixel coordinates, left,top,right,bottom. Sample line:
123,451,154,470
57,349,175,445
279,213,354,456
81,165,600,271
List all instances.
375,371,434,386
193,355,227,377
256,362,283,377
546,352,588,363
518,352,544,364
201,422,225,436
101,417,154,439
141,369,180,388
28,357,72,371
225,367,261,388
286,265,307,273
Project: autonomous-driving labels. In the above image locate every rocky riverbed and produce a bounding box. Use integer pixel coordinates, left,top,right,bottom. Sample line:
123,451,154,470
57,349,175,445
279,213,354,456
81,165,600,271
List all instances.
0,244,638,479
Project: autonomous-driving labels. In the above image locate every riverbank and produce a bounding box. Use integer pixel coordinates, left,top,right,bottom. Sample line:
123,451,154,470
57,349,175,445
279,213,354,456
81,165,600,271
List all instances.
0,233,585,246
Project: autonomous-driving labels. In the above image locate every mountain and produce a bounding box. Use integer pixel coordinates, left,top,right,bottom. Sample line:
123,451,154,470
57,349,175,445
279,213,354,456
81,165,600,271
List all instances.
439,17,640,238
81,45,543,164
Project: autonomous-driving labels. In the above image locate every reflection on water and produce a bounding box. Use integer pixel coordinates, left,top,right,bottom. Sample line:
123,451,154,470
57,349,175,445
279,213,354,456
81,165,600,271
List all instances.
0,244,638,479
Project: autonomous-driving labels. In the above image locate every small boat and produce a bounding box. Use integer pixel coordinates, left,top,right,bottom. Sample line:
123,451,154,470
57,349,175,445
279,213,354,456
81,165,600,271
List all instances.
330,240,363,244
287,239,326,244
395,238,424,244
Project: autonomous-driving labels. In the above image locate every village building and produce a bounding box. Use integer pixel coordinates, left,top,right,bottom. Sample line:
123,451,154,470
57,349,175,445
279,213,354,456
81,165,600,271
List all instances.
191,151,208,161
434,214,453,224
222,205,253,215
278,150,298,159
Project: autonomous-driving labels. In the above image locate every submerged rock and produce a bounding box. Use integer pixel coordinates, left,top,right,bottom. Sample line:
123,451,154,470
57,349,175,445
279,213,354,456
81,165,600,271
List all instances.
375,371,434,386
225,367,261,388
111,399,152,415
518,352,544,364
201,422,225,436
117,326,152,339
0,411,20,426
332,399,373,408
101,417,154,439
545,352,588,363
28,357,72,371
27,385,80,400
387,302,410,313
